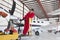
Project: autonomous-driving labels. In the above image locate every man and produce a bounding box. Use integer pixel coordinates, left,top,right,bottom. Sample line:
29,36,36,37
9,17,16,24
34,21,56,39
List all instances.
20,9,35,35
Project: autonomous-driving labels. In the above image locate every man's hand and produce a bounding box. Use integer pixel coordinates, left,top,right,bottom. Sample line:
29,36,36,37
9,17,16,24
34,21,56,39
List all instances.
20,19,24,21
20,19,23,21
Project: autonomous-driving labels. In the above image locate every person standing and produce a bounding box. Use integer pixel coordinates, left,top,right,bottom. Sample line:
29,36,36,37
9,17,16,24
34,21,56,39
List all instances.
20,9,35,35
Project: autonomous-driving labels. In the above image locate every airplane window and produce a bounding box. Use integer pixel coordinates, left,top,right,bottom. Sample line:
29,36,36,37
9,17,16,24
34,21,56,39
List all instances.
50,22,52,24
41,21,43,23
33,21,36,23
37,21,40,23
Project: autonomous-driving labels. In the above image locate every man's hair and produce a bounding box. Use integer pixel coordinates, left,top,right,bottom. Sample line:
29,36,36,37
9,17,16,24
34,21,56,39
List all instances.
30,9,34,11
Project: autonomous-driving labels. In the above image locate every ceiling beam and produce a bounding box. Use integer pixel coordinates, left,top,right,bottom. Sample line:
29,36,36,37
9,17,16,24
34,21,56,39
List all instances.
40,15,59,19
0,3,22,14
19,0,30,10
36,0,49,20
58,0,60,8
22,0,37,3
58,0,60,22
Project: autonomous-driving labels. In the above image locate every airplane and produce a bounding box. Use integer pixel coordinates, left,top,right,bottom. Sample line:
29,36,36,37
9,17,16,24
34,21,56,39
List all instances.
47,9,60,34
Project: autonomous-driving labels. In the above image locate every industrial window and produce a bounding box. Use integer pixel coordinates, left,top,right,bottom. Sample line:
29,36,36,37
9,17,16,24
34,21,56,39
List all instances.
0,0,29,25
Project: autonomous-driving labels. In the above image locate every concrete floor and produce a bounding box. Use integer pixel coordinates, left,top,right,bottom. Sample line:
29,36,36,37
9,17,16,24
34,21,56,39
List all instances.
21,32,60,40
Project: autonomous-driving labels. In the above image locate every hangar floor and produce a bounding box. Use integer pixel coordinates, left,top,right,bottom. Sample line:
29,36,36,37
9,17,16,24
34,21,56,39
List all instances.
20,32,60,40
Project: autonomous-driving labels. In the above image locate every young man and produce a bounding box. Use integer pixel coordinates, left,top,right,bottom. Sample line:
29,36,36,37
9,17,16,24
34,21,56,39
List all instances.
21,9,35,35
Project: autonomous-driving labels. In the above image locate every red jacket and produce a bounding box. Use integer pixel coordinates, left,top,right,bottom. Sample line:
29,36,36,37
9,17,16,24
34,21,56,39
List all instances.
23,11,35,35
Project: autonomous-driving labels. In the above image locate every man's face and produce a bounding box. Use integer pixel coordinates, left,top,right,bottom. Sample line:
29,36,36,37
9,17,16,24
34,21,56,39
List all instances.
30,10,33,13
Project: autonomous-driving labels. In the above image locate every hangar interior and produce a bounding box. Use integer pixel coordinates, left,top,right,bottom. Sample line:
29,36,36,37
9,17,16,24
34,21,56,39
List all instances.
0,0,60,40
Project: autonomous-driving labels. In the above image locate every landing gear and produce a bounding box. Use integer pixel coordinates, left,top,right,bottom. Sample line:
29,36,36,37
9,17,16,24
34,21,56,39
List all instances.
54,31,58,34
54,31,60,34
35,31,39,36
48,30,52,33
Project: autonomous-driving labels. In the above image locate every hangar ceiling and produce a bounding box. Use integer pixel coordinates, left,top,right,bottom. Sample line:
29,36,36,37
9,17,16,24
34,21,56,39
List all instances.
19,0,59,20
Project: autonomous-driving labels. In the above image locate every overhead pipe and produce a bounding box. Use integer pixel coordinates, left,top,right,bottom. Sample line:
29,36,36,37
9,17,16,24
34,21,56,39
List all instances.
36,0,49,20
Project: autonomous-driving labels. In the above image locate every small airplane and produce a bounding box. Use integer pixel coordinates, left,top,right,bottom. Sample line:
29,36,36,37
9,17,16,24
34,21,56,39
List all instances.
47,8,60,34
